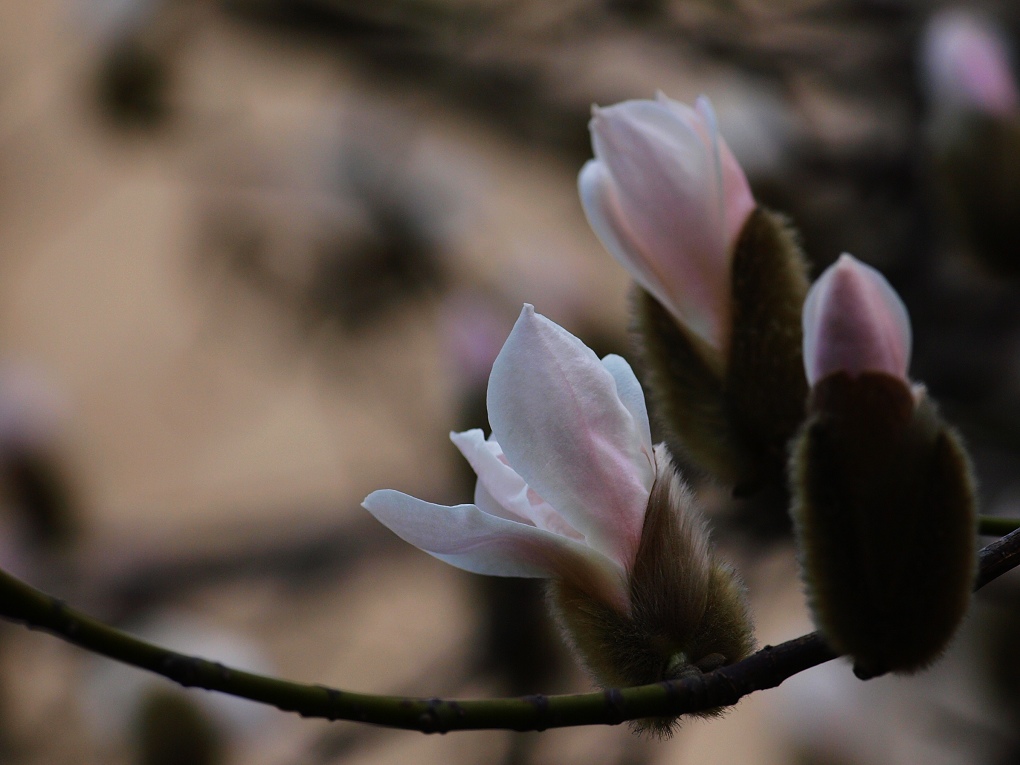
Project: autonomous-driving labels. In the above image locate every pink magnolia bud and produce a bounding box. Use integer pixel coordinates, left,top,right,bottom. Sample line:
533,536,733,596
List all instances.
923,10,1019,118
802,254,912,387
579,94,756,358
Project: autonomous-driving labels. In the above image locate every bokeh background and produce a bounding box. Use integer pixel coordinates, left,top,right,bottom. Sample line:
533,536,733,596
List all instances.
3,0,1020,763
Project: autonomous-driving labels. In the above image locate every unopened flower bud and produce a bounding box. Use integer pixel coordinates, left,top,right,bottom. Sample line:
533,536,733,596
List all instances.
923,10,1019,122
580,94,755,367
791,255,977,675
580,94,810,496
922,12,1020,276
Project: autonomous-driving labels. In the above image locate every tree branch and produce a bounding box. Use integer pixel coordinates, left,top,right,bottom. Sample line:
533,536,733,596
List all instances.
0,528,1017,733
978,515,1020,537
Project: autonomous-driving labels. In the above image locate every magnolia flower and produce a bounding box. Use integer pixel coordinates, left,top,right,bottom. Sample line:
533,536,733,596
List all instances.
578,94,755,359
365,305,754,701
364,304,655,614
923,10,1019,119
801,254,912,387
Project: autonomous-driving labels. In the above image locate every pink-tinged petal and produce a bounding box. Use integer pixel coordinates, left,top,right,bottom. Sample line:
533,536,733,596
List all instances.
923,10,1019,117
579,157,709,338
487,306,652,571
600,354,654,467
584,101,727,352
362,489,629,611
580,95,755,357
693,96,756,250
802,254,912,386
449,429,584,540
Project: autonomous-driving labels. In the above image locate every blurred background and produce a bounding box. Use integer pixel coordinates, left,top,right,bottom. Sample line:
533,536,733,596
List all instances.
3,0,1020,763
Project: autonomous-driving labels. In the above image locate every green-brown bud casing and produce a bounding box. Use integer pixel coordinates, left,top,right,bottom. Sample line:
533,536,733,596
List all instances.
547,446,755,734
635,206,810,494
790,373,977,675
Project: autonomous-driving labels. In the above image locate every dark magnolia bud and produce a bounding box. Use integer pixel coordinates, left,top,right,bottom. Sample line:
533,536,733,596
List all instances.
791,255,977,675
548,445,755,735
934,115,1020,277
922,11,1020,277
576,90,809,496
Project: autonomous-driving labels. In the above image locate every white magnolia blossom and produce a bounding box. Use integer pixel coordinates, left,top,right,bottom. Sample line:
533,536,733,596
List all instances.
364,305,657,614
802,254,912,388
578,94,756,357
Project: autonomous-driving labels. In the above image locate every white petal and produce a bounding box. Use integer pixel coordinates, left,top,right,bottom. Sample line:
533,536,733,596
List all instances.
694,95,757,250
803,254,912,386
600,354,654,466
578,158,661,301
487,306,652,570
449,429,584,540
362,489,629,610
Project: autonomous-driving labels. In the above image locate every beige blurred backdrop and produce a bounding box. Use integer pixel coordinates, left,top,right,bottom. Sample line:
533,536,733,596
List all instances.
1,1,1019,764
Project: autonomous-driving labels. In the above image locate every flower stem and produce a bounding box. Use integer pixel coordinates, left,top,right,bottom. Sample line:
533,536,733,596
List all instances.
978,515,1020,536
0,528,1018,732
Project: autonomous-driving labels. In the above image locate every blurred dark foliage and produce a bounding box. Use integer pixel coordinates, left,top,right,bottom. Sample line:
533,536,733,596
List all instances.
3,448,77,553
134,690,224,765
95,39,174,130
301,187,447,333
200,162,447,338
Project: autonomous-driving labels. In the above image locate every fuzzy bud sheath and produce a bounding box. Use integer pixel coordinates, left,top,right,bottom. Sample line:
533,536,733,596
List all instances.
548,445,754,735
364,306,754,734
790,256,977,675
579,94,810,499
634,207,809,494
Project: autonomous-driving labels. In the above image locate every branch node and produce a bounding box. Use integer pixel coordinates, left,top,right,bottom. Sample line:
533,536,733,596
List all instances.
522,694,549,731
603,688,627,725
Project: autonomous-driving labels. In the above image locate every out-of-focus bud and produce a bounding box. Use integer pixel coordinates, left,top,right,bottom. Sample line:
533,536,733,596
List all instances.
922,10,1020,276
580,94,810,495
923,10,1019,122
790,255,977,675
365,306,754,732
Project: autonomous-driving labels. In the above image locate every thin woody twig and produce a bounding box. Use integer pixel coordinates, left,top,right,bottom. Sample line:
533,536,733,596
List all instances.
0,528,1016,733
978,515,1020,538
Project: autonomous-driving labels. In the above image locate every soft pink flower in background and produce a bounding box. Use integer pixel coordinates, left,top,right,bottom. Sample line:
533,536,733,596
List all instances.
923,9,1019,118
